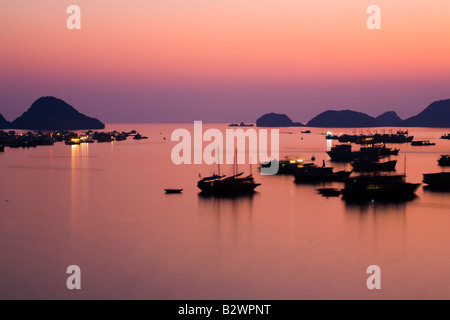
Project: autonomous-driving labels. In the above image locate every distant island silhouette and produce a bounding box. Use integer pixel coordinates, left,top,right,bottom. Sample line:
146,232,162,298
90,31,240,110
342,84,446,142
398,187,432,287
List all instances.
4,96,105,130
256,113,304,127
375,111,402,126
0,113,10,129
257,99,450,128
307,110,381,128
401,99,450,127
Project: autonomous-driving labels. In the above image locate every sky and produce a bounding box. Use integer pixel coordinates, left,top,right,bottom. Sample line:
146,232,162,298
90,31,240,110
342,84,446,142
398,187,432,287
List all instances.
1,0,450,123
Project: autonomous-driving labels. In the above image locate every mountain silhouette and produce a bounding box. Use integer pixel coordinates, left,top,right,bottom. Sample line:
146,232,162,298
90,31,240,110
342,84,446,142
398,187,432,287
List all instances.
307,110,382,127
256,113,304,127
401,99,450,127
0,113,11,129
11,97,105,130
376,111,402,126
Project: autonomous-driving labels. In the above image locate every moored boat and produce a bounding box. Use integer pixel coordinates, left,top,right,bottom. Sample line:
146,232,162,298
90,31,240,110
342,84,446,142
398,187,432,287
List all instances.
165,188,183,194
423,172,450,189
438,155,450,166
342,174,420,199
351,159,397,172
294,163,352,182
197,173,260,194
411,140,435,146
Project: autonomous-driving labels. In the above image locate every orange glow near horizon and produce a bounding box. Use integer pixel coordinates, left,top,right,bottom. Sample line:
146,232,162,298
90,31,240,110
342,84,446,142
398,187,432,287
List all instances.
2,1,450,81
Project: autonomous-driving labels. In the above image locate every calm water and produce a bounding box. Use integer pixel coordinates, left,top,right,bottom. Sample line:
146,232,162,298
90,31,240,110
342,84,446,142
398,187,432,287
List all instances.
1,124,450,299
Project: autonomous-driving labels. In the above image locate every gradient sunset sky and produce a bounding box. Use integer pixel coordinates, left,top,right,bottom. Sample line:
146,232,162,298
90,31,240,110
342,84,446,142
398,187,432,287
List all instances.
1,0,450,123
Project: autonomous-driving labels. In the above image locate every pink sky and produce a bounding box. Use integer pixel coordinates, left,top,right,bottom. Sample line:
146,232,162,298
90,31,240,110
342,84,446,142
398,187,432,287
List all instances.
1,0,450,123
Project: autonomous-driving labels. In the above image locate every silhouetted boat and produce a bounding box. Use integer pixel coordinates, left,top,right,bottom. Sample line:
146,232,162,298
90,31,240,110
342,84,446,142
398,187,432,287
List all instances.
339,132,413,144
133,133,148,140
438,155,450,166
341,174,420,199
351,159,397,172
165,189,183,194
441,133,450,140
327,144,380,162
65,138,81,145
317,188,342,197
301,130,311,133
411,140,435,146
294,163,352,182
260,158,312,175
359,144,399,156
197,173,260,194
423,172,450,189
229,122,254,127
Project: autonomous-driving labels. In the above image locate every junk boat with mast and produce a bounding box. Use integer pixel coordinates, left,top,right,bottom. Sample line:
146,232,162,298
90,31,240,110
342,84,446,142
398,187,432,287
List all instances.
197,150,260,195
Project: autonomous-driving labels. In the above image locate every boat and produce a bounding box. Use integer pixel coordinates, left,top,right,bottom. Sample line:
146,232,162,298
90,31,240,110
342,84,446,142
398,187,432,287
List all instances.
351,159,397,172
339,132,413,144
133,133,148,140
317,188,342,197
360,144,399,156
229,122,254,127
438,155,450,166
327,144,380,162
325,131,339,140
260,158,312,175
411,140,435,146
341,174,420,199
441,134,450,140
294,163,352,182
164,188,183,194
423,172,450,189
65,138,81,145
301,130,311,134
197,173,260,194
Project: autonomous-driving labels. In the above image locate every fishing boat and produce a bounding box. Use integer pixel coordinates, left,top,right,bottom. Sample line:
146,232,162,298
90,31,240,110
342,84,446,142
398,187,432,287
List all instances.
199,148,260,194
411,140,435,146
260,158,311,175
317,188,342,197
360,144,399,156
229,122,254,127
294,163,352,182
438,155,450,166
423,172,450,189
327,144,380,162
351,159,397,172
164,188,183,194
341,174,420,199
65,138,81,145
441,133,450,140
133,133,148,140
301,130,311,134
197,173,260,194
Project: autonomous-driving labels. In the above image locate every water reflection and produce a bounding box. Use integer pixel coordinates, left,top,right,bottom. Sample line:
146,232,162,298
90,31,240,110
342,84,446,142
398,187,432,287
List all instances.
70,144,90,232
197,192,255,221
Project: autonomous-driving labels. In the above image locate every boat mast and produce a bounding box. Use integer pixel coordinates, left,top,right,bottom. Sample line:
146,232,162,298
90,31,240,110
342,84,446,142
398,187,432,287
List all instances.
217,146,220,176
404,154,407,177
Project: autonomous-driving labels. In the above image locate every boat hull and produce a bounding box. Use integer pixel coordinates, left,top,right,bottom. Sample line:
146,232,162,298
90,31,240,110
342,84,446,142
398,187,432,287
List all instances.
423,172,450,188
